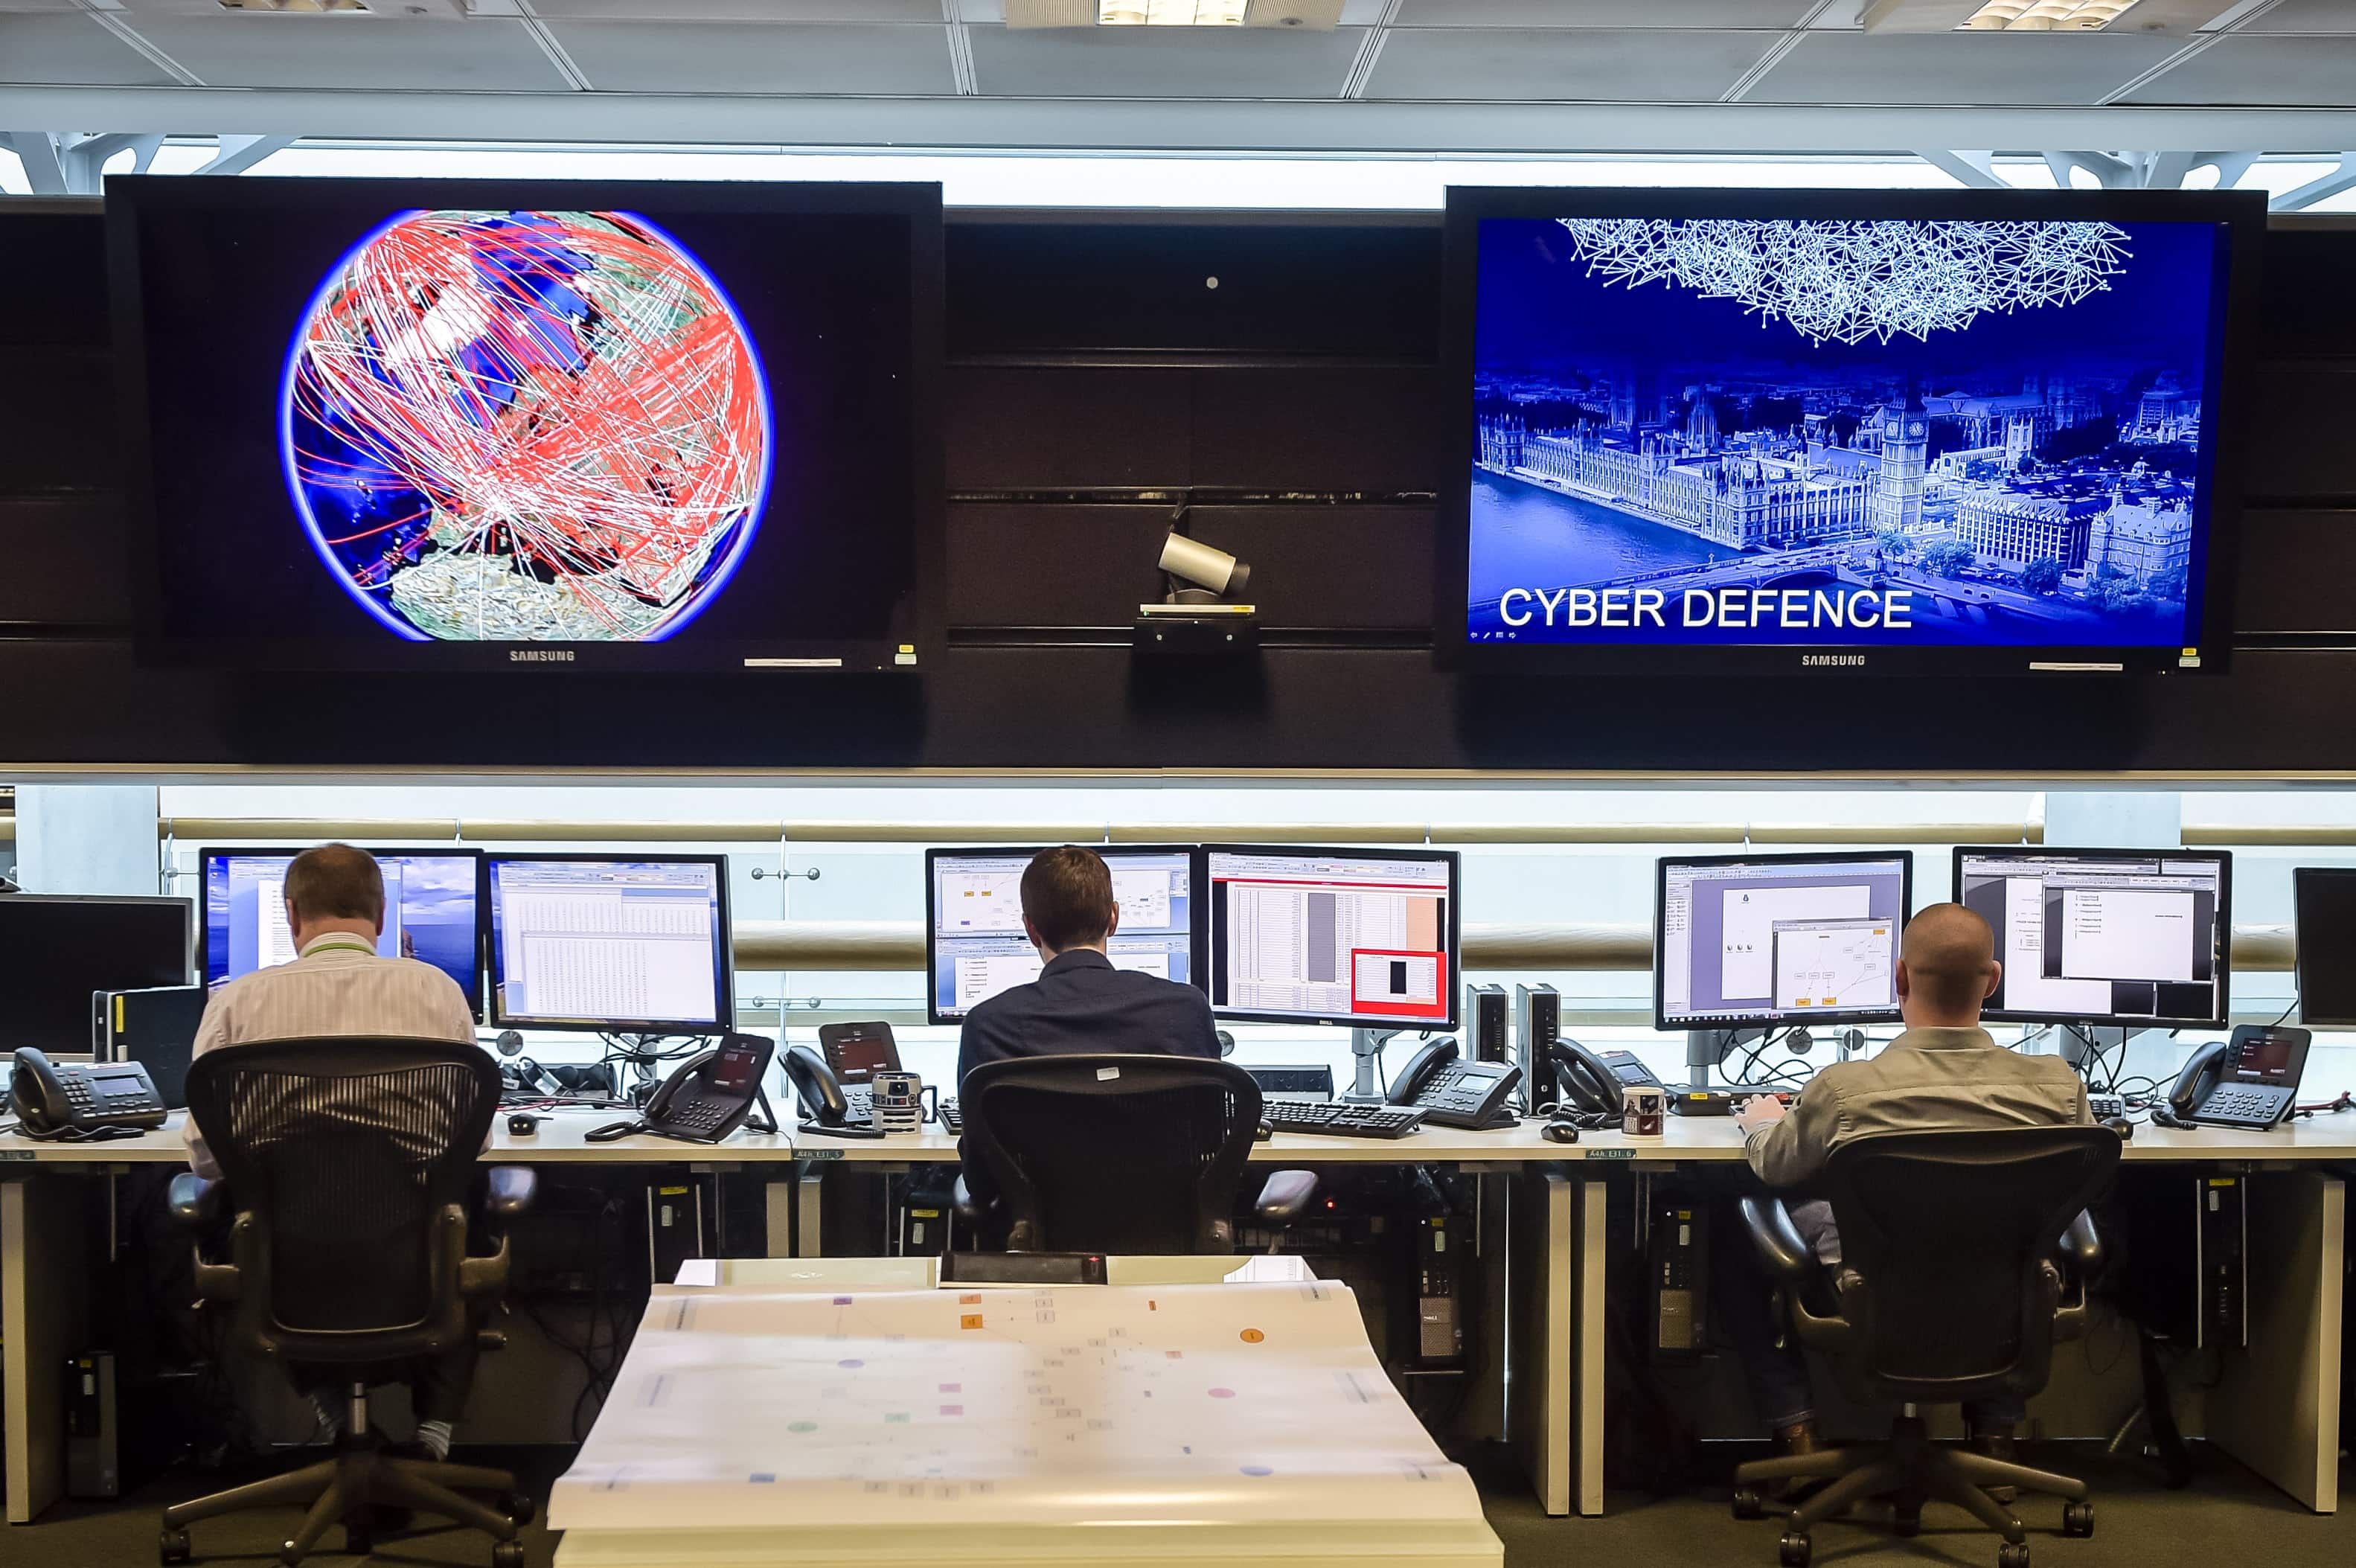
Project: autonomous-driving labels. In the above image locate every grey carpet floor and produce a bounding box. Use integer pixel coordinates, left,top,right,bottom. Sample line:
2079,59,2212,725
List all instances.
18,1443,2351,1567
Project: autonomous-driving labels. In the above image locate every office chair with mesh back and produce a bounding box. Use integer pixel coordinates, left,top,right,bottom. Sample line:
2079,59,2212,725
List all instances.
957,1055,1319,1253
1730,1127,2120,1568
161,1038,537,1568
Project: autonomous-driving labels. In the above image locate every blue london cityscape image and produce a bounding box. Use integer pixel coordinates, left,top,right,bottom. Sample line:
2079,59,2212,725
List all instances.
1467,216,2221,647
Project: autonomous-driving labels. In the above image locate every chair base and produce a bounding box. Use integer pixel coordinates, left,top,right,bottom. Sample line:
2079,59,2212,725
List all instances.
1732,1416,2091,1567
160,1433,527,1567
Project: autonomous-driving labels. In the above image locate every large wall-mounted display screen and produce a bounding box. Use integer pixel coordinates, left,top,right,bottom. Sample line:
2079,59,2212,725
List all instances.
108,176,941,671
1439,189,2261,676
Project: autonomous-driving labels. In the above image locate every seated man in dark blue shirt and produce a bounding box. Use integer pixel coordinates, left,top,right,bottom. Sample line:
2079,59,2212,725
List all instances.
955,845,1221,1206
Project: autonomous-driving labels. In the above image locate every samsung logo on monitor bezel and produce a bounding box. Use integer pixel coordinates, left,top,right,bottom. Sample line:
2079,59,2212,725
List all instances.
1799,653,1866,668
508,649,576,664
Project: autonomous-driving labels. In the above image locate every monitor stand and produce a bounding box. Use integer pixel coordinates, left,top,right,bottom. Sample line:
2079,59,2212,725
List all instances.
1345,1028,1405,1102
2058,1023,2130,1075
1685,1029,1734,1092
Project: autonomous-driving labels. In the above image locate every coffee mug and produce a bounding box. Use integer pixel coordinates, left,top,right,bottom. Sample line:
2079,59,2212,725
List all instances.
1622,1084,1667,1140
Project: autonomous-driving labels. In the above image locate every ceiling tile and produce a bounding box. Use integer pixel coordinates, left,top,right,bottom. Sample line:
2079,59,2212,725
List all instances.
548,21,955,94
119,16,575,91
1366,27,1777,100
2241,0,2356,31
529,1,946,19
1393,1,1814,24
2120,36,2356,106
0,14,177,87
1747,32,2182,106
967,25,1365,97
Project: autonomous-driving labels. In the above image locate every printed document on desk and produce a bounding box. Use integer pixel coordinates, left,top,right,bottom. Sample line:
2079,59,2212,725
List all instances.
551,1280,1496,1554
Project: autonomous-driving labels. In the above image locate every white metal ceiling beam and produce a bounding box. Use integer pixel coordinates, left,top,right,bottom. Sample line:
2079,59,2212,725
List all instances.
2270,154,2356,211
1915,149,2011,187
3,88,2352,156
191,133,295,176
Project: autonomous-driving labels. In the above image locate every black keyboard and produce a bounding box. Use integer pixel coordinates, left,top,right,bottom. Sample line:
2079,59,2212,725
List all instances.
1261,1101,1427,1139
938,1098,962,1133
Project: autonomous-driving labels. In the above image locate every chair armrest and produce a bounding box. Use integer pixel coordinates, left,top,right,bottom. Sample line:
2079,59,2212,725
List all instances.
483,1166,538,1223
168,1173,221,1232
1254,1169,1320,1226
1738,1195,1815,1281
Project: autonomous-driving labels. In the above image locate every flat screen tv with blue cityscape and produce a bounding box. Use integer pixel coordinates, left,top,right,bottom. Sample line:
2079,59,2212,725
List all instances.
1438,188,2262,676
108,176,942,673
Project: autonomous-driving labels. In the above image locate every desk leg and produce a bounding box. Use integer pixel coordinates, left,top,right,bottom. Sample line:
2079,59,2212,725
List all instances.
2206,1171,2343,1513
795,1165,825,1258
4,1174,87,1524
1575,1175,1607,1517
1508,1173,1573,1517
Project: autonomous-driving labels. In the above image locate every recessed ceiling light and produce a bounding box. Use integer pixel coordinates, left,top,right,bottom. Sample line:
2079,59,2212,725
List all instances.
1959,0,2142,27
216,0,373,11
1005,0,1339,27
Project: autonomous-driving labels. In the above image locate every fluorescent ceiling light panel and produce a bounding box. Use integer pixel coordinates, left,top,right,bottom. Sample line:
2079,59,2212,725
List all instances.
1006,0,1339,25
1101,1,1249,21
1959,0,2143,25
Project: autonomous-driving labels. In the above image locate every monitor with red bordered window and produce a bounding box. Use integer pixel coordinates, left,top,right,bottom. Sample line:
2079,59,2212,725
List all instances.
1204,845,1461,1029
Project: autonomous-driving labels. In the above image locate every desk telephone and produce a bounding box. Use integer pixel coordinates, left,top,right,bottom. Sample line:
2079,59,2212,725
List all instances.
1539,1039,1665,1120
1386,1039,1523,1130
585,1034,779,1145
783,1045,888,1139
2164,1025,2311,1130
7,1048,167,1142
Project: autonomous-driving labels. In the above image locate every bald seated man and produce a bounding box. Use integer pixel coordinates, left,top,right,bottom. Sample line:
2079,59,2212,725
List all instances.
1727,903,2093,1476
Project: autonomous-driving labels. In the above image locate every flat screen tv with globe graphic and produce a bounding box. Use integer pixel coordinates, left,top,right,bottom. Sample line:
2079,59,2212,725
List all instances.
110,177,940,671
1441,190,2259,676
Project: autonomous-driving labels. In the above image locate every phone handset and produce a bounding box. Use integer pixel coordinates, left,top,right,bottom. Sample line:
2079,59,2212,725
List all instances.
1386,1038,1459,1106
783,1044,886,1140
2164,1040,2229,1124
1546,1039,1630,1118
1387,1038,1523,1130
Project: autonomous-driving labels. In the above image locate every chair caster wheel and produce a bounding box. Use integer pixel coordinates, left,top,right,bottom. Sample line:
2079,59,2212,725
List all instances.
499,1491,537,1529
493,1540,526,1568
1895,1503,1922,1537
1998,1542,2031,1568
159,1526,192,1564
2061,1501,2093,1537
1779,1531,1812,1567
344,1529,372,1558
1732,1486,1765,1520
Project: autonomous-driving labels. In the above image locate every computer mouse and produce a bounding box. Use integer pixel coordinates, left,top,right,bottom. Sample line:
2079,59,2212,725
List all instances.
1541,1120,1581,1145
507,1113,541,1136
2103,1116,2134,1141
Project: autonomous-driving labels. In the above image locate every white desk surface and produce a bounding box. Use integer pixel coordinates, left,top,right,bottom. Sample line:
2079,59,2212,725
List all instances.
7,1108,2355,1167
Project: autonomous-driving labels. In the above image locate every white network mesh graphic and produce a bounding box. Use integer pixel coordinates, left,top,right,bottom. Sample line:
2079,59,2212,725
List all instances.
1554,217,2133,346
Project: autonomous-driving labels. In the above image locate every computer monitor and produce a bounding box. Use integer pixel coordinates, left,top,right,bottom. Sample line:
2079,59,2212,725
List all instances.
926,846,1199,1025
2290,867,2356,1028
484,854,733,1034
1955,847,2231,1028
1204,845,1461,1030
0,895,192,1057
199,847,484,1019
1656,852,1913,1030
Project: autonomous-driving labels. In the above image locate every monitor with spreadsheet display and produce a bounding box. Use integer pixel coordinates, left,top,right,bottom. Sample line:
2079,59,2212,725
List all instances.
1656,851,1912,1030
200,846,483,1018
0,895,192,1057
1955,846,2230,1027
2293,866,2356,1028
484,854,732,1033
1204,845,1460,1030
925,846,1198,1025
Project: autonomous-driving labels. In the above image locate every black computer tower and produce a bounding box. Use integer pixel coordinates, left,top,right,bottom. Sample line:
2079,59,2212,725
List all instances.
66,1351,118,1498
1648,1194,1710,1360
1465,983,1509,1064
1515,982,1561,1110
95,985,207,1109
1400,1209,1465,1369
2197,1174,2247,1350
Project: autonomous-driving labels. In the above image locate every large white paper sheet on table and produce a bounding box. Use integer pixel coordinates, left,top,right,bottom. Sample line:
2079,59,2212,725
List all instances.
551,1281,1479,1533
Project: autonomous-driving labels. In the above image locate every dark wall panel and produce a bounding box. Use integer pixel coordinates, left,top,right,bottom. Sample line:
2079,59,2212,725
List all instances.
1,205,2353,774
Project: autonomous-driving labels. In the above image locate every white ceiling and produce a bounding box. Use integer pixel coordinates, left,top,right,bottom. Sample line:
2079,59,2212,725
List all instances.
1,0,2353,149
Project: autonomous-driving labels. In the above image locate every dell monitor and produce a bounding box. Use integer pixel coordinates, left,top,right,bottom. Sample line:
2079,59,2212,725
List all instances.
0,895,192,1057
1204,845,1461,1030
200,846,484,1018
1656,851,1913,1031
1955,847,2231,1028
926,845,1198,1025
2291,867,2356,1028
484,854,732,1034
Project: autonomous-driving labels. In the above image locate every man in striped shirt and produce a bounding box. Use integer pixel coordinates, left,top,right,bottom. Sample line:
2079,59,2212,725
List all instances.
185,842,486,1468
